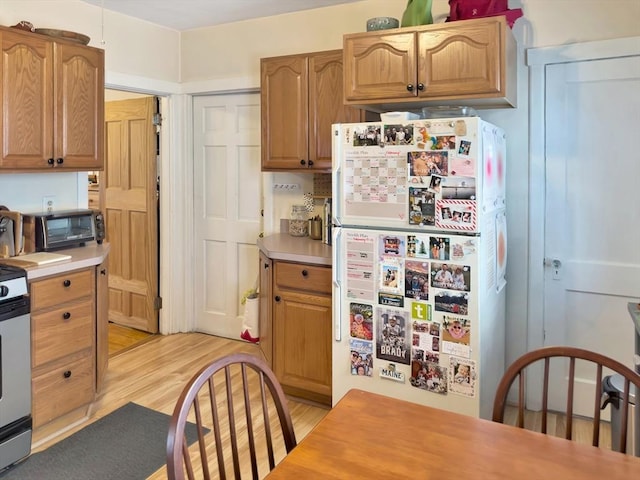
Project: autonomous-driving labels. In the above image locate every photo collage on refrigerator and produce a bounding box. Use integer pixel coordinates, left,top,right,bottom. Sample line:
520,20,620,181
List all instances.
344,117,484,398
347,230,478,397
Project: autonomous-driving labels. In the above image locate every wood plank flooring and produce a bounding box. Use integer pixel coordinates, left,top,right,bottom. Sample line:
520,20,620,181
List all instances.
31,332,618,479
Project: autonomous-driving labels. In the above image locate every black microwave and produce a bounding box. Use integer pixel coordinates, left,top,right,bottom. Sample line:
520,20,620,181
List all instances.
23,209,103,251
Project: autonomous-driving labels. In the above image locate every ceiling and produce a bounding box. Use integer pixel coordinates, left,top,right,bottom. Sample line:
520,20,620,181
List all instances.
80,0,363,31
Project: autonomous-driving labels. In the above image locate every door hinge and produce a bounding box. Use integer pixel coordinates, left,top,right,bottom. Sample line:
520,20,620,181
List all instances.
153,113,162,126
154,296,162,310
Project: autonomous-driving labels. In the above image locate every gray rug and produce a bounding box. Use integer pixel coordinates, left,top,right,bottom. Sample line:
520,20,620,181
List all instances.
0,402,201,480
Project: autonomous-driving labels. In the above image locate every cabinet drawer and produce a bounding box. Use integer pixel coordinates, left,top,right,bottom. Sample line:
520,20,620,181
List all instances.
32,354,94,428
274,262,331,294
30,269,94,310
32,300,94,367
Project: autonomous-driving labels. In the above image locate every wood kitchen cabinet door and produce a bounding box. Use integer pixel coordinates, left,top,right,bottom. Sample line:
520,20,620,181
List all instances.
258,251,273,367
0,26,104,171
343,30,417,102
54,41,104,170
309,50,364,171
261,54,308,171
0,29,54,169
417,20,502,99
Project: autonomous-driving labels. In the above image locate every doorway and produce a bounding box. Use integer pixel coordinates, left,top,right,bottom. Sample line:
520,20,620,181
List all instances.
101,90,161,353
528,37,640,415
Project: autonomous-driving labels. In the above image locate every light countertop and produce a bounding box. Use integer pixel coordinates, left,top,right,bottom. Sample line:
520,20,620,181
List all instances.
1,242,110,280
258,234,331,266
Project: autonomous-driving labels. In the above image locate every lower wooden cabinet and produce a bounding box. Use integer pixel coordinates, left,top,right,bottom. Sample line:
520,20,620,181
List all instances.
29,263,106,429
270,261,332,406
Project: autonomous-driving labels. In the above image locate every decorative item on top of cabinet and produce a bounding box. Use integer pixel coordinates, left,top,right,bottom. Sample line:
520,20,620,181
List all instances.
0,25,104,171
261,49,364,172
343,16,516,112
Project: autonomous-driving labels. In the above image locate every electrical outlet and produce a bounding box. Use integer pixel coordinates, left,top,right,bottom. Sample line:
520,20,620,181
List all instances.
42,196,56,213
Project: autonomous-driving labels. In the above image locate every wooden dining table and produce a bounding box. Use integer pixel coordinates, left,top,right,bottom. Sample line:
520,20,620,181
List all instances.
266,388,640,479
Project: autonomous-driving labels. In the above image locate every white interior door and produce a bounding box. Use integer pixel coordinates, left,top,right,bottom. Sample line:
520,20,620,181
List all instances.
193,93,262,338
543,54,640,415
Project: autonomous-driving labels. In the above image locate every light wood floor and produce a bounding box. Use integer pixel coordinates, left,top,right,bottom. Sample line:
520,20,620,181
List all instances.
32,332,616,479
108,322,156,357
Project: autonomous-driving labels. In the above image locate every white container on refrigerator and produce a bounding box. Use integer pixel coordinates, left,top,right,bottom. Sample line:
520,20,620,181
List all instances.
331,117,508,419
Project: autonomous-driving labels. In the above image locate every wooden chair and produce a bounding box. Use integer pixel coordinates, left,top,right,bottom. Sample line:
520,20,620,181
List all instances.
166,353,297,480
492,346,640,454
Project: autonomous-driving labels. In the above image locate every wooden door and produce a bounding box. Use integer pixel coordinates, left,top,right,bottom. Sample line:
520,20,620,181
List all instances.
193,93,262,339
309,50,363,171
343,30,416,102
104,97,158,333
260,54,308,170
543,54,640,416
55,42,104,170
0,30,53,169
418,18,502,99
273,286,332,405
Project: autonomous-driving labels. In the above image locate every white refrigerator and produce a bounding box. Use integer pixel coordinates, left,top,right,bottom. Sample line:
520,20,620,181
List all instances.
331,116,507,419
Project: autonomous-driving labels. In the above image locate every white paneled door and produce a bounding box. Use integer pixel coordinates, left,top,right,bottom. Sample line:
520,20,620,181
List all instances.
193,93,262,338
543,52,640,415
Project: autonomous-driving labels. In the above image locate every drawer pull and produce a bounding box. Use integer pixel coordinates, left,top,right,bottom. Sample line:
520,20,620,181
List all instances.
275,295,281,302
63,279,71,287
301,270,308,277
62,312,71,320
63,370,72,379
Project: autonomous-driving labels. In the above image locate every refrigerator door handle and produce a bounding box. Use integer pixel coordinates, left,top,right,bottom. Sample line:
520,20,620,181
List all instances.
332,227,342,342
331,125,342,226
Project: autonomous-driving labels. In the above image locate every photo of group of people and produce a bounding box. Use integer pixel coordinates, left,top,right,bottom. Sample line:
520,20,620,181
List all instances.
408,151,449,178
405,260,429,300
408,188,436,226
441,206,472,224
407,235,450,260
350,338,373,376
384,124,413,145
430,263,471,291
410,360,447,394
352,125,382,146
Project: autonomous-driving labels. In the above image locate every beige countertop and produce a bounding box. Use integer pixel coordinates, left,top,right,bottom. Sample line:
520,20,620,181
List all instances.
258,234,331,266
1,242,110,280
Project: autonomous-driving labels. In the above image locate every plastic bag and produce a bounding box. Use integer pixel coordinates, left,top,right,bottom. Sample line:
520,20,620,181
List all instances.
446,0,523,27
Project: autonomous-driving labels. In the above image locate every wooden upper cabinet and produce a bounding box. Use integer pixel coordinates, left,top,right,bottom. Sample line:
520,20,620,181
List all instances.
261,49,363,172
0,27,104,171
55,42,104,170
343,16,516,110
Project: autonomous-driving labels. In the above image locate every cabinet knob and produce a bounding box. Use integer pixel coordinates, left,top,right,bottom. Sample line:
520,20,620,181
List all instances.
47,158,55,165
63,370,72,379
299,159,307,166
56,157,64,165
301,269,308,277
406,84,414,92
417,83,425,91
100,269,107,275
274,295,281,302
307,160,314,167
62,311,71,320
63,279,71,287
264,263,270,269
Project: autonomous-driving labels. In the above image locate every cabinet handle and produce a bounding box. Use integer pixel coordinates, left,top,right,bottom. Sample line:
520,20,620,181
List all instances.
63,279,71,287
406,84,414,92
56,157,64,165
299,159,307,166
62,312,71,320
308,160,314,167
301,269,308,277
47,158,55,165
63,370,72,379
274,295,281,302
100,269,107,275
263,263,270,269
417,83,425,91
